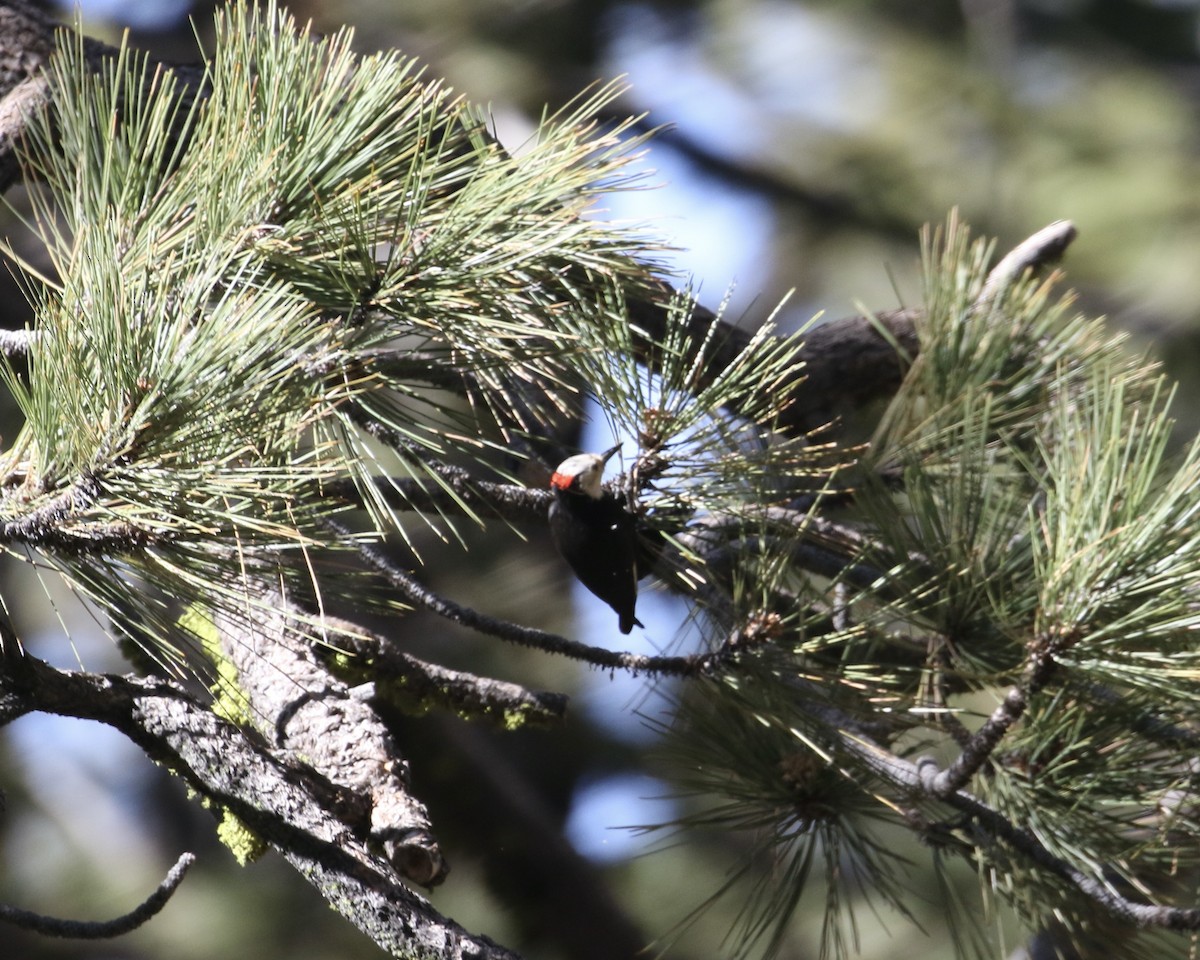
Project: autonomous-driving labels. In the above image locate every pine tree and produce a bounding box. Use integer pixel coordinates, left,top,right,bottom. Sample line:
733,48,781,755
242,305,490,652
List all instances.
2,3,1200,959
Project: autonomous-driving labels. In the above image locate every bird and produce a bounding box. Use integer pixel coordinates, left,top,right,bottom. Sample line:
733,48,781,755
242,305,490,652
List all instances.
548,444,643,634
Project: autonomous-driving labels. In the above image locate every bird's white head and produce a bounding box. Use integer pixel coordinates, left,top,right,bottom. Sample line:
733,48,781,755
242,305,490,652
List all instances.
549,444,621,499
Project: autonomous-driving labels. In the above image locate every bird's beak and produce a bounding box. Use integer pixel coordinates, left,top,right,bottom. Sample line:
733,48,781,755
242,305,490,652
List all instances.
600,443,622,465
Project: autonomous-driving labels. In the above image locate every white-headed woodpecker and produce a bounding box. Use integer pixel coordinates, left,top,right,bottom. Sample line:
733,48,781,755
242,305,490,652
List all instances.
548,444,643,634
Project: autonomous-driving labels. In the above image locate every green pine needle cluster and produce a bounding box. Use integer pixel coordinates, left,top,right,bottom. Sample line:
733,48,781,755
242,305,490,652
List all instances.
0,2,674,665
582,285,833,516
660,215,1200,959
655,674,918,960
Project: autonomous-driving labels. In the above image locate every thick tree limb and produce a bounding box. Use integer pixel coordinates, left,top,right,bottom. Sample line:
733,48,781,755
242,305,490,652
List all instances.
0,1,54,191
210,587,449,888
0,637,523,960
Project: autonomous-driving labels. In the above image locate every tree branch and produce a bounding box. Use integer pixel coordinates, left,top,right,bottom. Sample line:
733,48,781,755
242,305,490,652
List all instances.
209,587,449,888
326,519,716,676
314,620,569,727
328,468,550,528
844,732,1200,932
924,647,1058,798
0,636,524,959
0,327,35,358
0,4,909,437
0,852,195,938
0,4,1080,453
979,220,1077,303
0,473,154,553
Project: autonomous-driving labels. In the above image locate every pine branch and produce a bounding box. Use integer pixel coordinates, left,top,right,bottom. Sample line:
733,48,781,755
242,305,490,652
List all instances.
334,468,894,610
0,328,35,358
925,646,1058,798
0,2,207,191
0,5,1087,459
0,8,1149,960
673,507,892,589
845,733,1200,932
0,473,155,553
0,5,891,439
346,471,550,526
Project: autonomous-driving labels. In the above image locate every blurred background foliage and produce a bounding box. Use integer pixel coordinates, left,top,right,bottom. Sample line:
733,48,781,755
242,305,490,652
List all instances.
4,1,1200,958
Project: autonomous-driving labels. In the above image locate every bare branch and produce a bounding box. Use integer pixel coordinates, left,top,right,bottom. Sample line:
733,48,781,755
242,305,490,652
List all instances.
0,327,35,357
0,638,524,959
0,852,195,939
925,648,1057,798
316,622,568,727
211,588,449,888
0,473,154,553
327,470,550,528
325,519,718,676
0,1,56,190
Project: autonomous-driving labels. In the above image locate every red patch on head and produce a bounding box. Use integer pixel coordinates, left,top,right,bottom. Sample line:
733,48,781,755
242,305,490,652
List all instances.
549,472,576,491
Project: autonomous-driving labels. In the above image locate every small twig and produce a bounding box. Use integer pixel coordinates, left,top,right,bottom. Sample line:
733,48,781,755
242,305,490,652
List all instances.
315,619,568,726
0,852,195,938
325,471,549,527
325,519,714,676
342,470,894,592
923,647,1057,798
